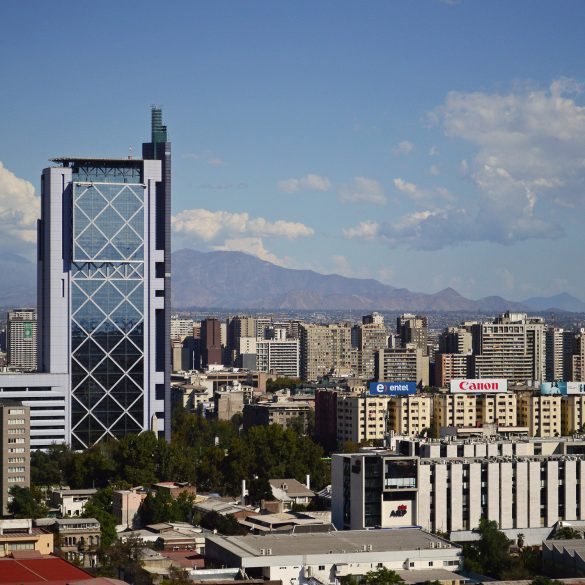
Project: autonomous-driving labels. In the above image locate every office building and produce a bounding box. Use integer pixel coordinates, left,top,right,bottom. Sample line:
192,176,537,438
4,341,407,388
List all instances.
0,109,171,449
388,395,432,437
205,529,462,585
518,393,562,437
397,314,428,353
300,323,355,381
6,309,37,371
0,401,30,515
336,394,389,445
375,347,429,388
256,337,300,378
200,318,222,367
332,436,585,541
471,312,546,383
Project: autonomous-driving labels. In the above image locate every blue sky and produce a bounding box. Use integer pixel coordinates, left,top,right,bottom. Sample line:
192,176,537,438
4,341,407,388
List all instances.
1,0,585,300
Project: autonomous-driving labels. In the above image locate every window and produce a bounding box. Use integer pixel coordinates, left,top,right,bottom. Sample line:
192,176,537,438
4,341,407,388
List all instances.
8,429,25,434
8,438,25,444
8,419,25,425
8,458,25,463
8,409,24,415
8,448,25,453
8,476,25,482
319,566,326,571
8,467,26,473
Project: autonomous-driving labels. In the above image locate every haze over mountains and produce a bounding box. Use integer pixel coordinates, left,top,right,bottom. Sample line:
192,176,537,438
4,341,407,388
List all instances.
1,249,584,313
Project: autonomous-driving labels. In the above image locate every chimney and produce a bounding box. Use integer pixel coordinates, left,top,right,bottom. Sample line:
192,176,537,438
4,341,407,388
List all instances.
306,474,310,489
241,479,247,505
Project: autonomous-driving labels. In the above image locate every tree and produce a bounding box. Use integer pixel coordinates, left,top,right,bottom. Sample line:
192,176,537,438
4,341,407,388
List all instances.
247,476,274,505
361,568,405,585
553,526,582,540
199,511,248,536
162,566,193,585
266,377,301,392
463,518,512,579
82,487,118,548
530,577,564,585
8,486,47,518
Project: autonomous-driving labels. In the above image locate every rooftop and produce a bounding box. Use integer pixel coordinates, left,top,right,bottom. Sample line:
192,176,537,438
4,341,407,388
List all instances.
206,528,457,558
0,555,95,584
269,479,314,498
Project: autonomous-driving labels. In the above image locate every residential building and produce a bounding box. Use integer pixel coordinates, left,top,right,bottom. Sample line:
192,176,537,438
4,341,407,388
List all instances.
336,394,389,445
470,312,546,383
214,384,245,420
6,309,37,372
171,317,195,341
0,108,172,448
256,337,300,378
546,327,573,382
362,312,384,325
113,487,148,529
153,482,196,499
269,479,315,510
397,314,428,353
243,399,312,432
476,393,517,427
332,436,585,542
0,519,53,557
300,323,355,381
434,354,470,388
568,331,585,382
388,395,432,436
518,393,562,437
205,529,462,585
0,401,30,515
438,326,473,356
562,395,585,435
353,322,389,379
50,488,96,517
375,347,429,388
51,517,101,566
433,393,477,434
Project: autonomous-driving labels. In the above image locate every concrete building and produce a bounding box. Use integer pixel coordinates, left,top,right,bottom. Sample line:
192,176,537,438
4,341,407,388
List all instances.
171,316,195,341
50,488,96,517
434,354,470,388
518,392,562,437
243,399,312,432
300,323,355,381
546,327,573,382
269,479,315,510
332,436,585,541
0,400,30,516
205,529,462,585
477,393,518,427
562,395,585,435
0,519,53,557
471,312,546,383
397,314,428,353
214,384,245,420
51,517,101,566
569,331,585,382
433,393,477,434
353,323,389,379
388,395,432,437
336,394,390,445
363,312,384,325
439,326,473,356
200,318,222,367
113,487,148,529
0,108,172,447
6,309,37,372
375,347,429,388
256,338,300,378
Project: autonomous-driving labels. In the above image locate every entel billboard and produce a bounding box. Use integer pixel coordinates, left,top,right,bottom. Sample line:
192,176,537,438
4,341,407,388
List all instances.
369,382,417,396
540,382,585,395
450,379,508,393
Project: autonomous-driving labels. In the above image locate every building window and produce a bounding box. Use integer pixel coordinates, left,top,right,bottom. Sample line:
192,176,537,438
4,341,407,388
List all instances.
8,409,24,415
8,419,26,425
319,566,326,571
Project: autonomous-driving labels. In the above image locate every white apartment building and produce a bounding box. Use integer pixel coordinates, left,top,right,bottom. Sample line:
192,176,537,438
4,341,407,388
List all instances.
257,338,300,378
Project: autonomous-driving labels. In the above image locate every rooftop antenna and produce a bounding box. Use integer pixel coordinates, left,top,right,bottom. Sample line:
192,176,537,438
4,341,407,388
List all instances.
128,146,133,160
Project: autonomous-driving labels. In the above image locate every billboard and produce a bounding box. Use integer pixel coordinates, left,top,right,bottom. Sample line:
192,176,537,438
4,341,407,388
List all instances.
369,382,417,396
540,382,585,395
450,379,508,393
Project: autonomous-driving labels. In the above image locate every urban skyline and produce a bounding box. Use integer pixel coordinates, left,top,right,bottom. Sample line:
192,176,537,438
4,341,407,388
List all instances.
1,1,585,302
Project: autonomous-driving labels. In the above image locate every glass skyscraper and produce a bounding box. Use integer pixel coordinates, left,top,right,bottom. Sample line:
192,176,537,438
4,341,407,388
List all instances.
30,109,172,449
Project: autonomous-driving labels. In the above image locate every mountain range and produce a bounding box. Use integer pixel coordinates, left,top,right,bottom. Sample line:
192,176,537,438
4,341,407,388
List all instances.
1,249,583,313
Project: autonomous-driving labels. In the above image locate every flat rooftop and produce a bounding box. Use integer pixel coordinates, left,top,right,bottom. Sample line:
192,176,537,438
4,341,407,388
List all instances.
207,529,457,558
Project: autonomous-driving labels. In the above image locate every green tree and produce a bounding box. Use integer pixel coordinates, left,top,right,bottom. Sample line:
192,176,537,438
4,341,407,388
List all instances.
361,567,405,585
247,476,274,505
82,487,117,548
8,486,47,518
266,377,301,392
162,566,193,585
553,526,582,539
530,577,564,585
199,511,248,536
31,449,63,485
463,518,512,579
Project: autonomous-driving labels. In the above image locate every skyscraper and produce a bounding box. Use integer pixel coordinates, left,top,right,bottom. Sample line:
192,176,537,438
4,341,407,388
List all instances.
0,108,171,450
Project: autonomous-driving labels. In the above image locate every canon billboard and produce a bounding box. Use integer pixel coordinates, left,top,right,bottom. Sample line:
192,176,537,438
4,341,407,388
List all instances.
450,379,508,393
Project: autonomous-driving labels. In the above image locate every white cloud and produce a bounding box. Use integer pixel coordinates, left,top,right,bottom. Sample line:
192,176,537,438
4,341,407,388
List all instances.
343,220,380,240
427,164,441,176
429,146,439,157
392,140,414,155
0,161,40,252
340,177,386,205
393,178,418,195
171,209,314,242
212,237,288,266
278,174,331,193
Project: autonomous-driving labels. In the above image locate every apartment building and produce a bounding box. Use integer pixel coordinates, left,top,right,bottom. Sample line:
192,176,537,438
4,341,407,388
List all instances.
396,314,428,353
300,323,355,381
352,322,389,379
243,399,312,432
6,309,37,372
518,393,562,437
562,395,585,435
476,392,517,427
375,347,429,388
336,394,389,445
434,354,470,387
388,395,432,436
256,337,300,378
433,393,476,434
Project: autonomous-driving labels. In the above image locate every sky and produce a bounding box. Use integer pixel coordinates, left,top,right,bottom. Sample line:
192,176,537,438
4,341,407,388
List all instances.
1,0,585,301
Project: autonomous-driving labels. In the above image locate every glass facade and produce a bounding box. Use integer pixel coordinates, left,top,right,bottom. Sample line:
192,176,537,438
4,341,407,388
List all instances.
70,165,146,449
